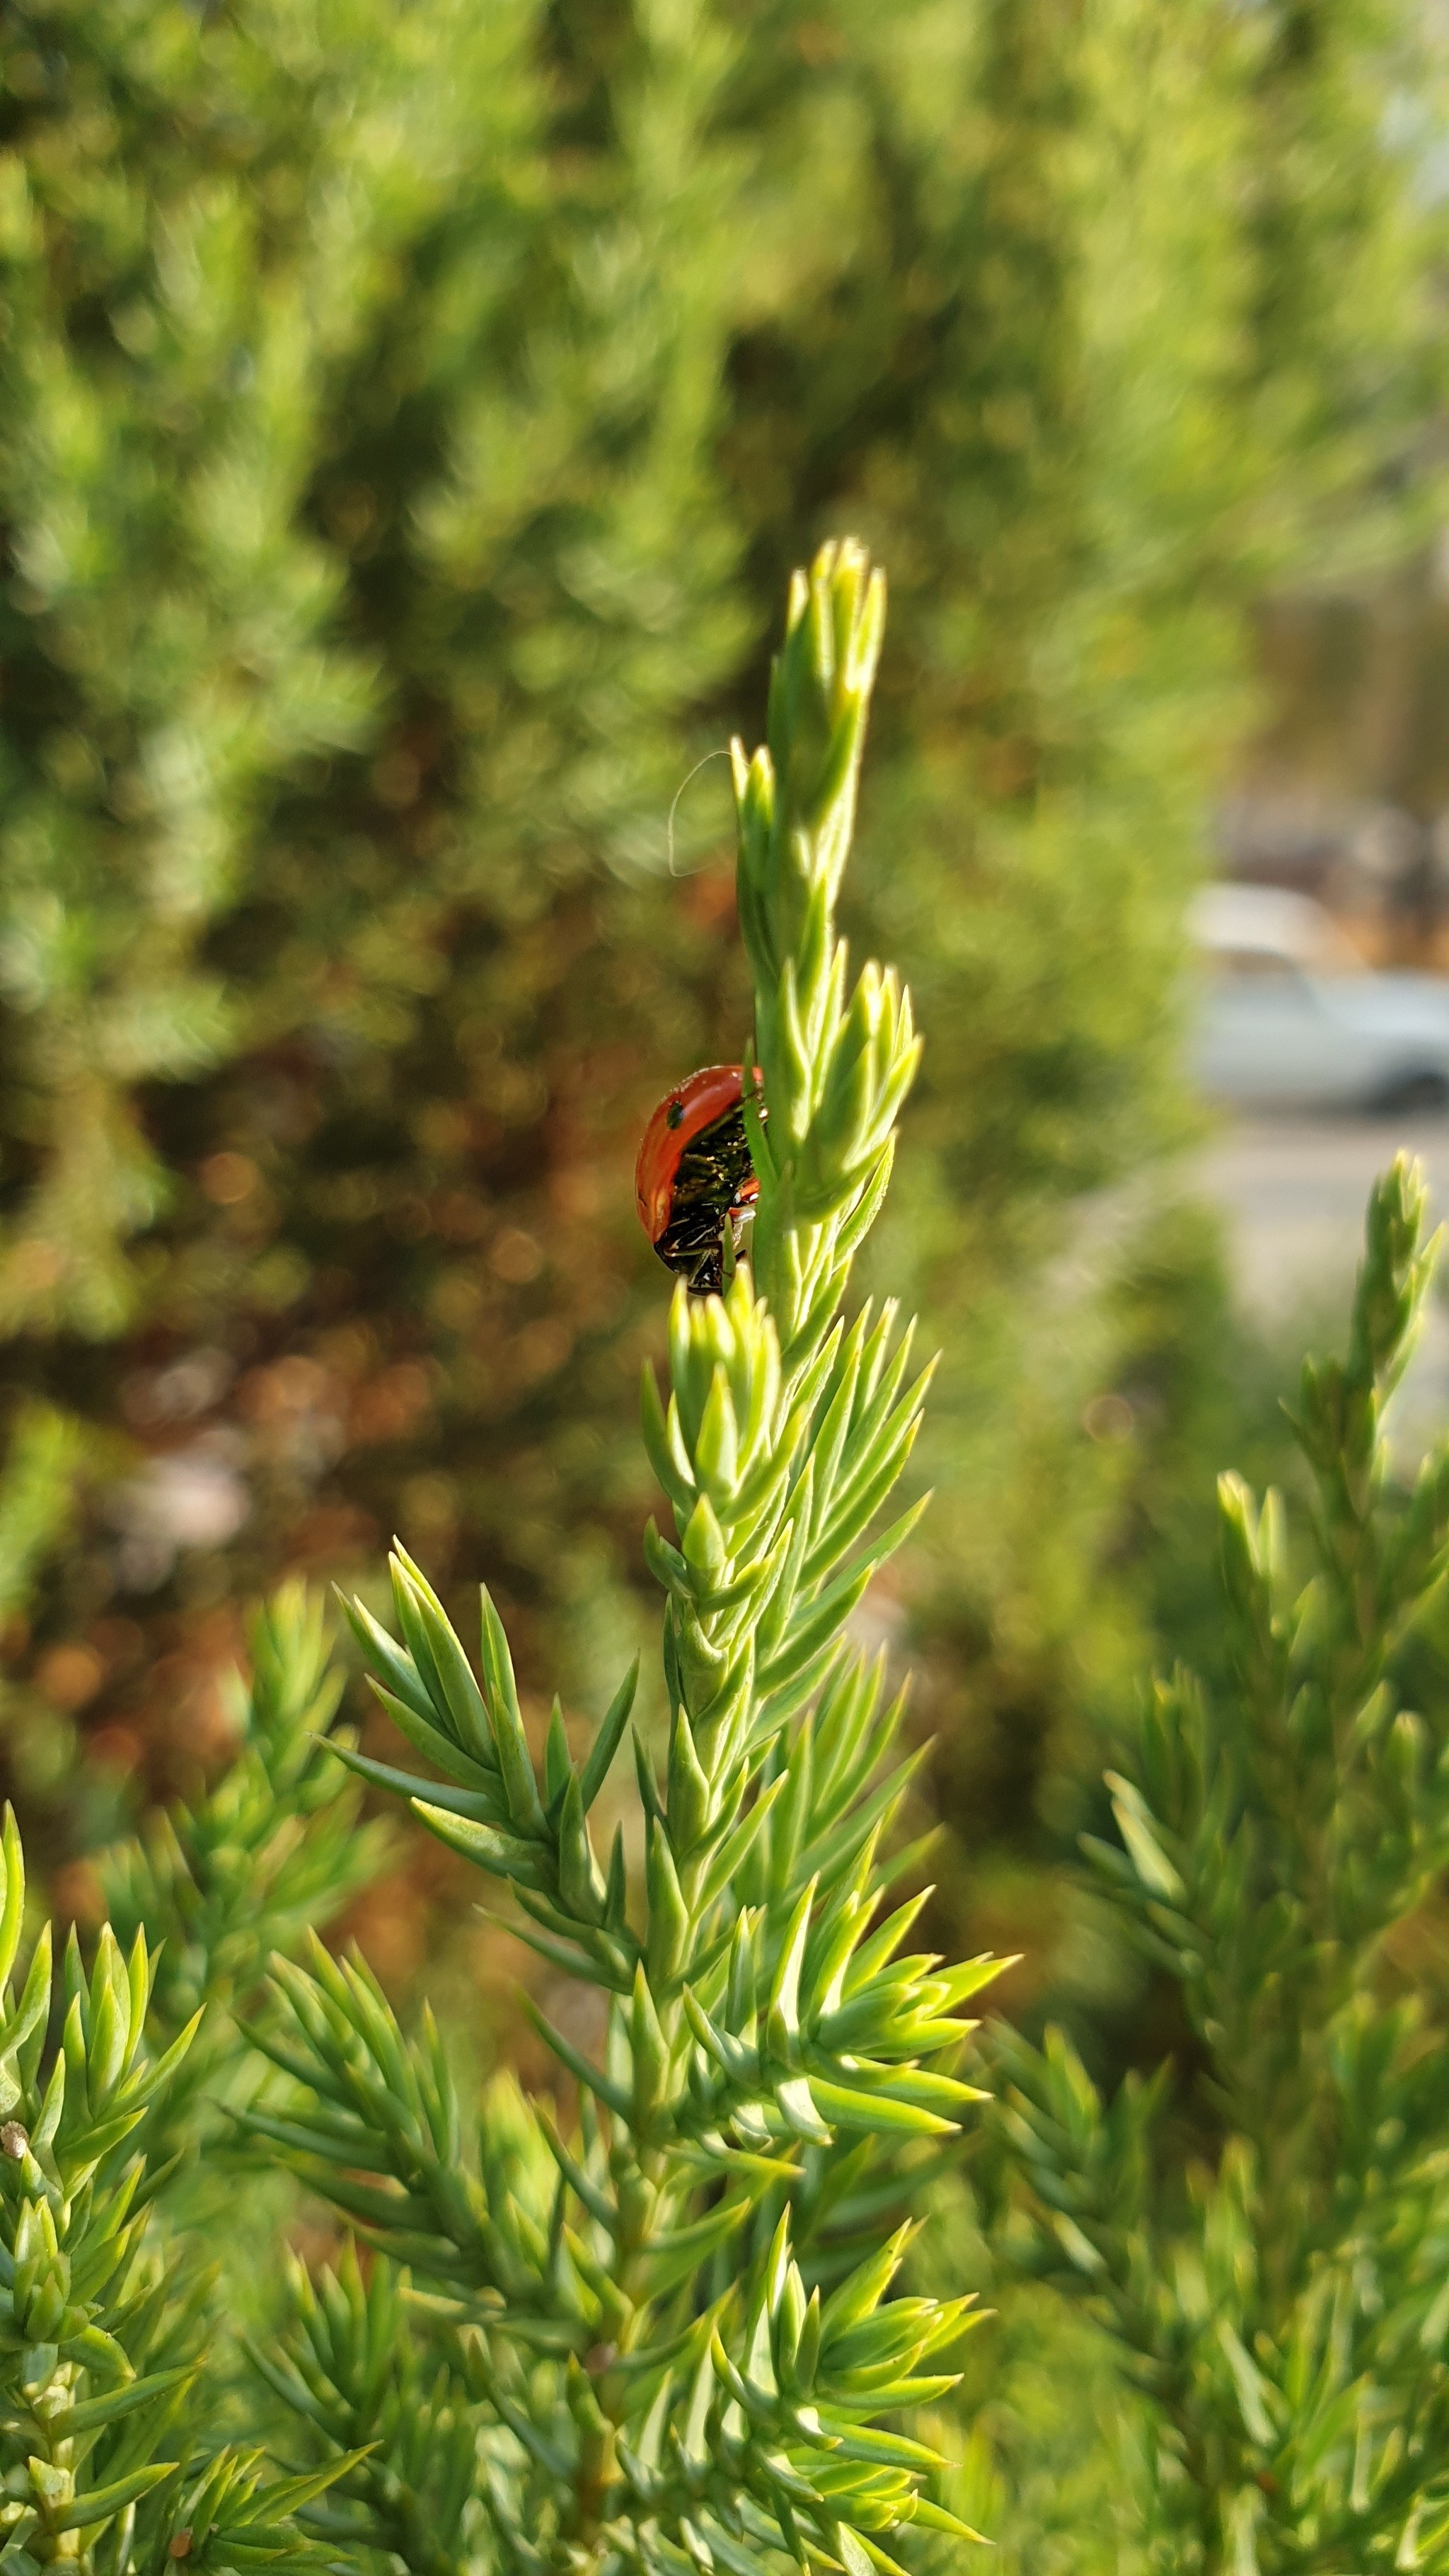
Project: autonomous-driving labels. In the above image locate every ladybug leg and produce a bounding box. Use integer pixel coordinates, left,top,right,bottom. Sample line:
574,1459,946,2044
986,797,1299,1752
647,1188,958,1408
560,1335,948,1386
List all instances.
688,1243,725,1296
654,1202,728,1294
717,1204,751,1294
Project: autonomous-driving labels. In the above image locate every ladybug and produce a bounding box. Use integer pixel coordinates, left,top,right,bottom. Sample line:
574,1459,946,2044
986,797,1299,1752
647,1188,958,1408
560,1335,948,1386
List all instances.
635,1064,764,1296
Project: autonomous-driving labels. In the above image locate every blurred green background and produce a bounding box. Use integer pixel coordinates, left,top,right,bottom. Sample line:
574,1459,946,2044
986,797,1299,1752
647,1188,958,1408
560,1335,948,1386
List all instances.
1,0,1446,2093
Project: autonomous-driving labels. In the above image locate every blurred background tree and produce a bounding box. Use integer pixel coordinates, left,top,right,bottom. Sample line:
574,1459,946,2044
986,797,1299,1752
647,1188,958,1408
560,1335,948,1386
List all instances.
0,0,1445,2023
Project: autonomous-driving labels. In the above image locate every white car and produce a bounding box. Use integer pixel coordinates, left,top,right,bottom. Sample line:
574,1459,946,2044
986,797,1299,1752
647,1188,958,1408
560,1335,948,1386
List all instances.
1191,884,1449,1111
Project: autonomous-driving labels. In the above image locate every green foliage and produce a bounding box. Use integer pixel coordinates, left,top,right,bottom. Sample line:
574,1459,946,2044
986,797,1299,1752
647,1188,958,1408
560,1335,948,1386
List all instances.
988,1156,1449,2570
241,546,998,2575
250,2239,479,2576
0,1405,82,1816
923,1196,1302,2044
1,0,1445,1910
0,1409,78,1633
98,1583,390,2156
0,1799,360,2574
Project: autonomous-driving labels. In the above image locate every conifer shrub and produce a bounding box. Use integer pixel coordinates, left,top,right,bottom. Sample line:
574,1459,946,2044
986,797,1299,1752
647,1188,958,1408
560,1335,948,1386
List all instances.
988,1158,1449,2570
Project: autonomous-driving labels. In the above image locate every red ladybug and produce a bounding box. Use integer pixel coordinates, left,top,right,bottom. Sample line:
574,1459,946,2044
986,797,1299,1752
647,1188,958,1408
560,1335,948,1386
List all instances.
635,1064,764,1296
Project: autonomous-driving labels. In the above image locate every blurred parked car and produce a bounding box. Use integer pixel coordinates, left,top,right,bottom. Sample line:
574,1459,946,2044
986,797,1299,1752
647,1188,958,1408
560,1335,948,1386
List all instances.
1191,883,1449,1110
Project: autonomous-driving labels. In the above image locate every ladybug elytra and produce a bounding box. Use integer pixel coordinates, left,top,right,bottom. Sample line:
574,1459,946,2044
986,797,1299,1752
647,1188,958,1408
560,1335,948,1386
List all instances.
635,1064,764,1296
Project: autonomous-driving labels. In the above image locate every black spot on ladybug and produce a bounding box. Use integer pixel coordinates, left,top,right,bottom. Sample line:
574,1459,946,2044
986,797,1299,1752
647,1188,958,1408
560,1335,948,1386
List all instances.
666,1100,685,1129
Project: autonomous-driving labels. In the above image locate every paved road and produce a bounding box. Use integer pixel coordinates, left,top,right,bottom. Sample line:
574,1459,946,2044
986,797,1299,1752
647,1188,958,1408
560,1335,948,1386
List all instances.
1192,1112,1449,1458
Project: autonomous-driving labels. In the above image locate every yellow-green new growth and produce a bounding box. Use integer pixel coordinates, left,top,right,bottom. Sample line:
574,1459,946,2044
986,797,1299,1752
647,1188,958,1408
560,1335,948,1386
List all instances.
734,544,920,1371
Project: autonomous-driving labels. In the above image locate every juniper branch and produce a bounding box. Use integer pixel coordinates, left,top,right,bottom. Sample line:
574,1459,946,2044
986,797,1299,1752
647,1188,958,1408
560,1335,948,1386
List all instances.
0,1806,357,2576
990,1157,1449,2573
250,542,997,2576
